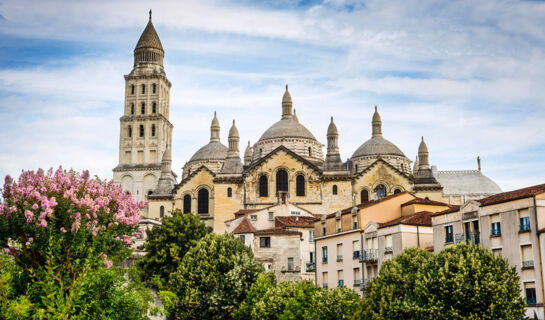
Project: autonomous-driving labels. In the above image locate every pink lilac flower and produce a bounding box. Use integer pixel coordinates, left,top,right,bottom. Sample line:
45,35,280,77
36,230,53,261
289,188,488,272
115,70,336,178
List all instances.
104,260,113,269
60,227,67,233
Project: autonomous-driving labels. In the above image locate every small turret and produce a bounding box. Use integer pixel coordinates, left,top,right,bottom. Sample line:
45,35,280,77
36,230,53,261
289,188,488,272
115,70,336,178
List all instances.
413,156,419,175
325,116,343,170
210,111,220,143
372,106,382,137
418,137,429,170
244,141,253,165
227,120,240,157
133,10,164,68
154,143,176,195
281,85,293,120
293,109,299,122
477,156,481,172
221,120,243,174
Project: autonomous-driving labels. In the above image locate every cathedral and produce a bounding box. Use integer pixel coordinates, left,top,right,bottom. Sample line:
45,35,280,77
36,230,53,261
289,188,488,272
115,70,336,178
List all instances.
113,14,502,233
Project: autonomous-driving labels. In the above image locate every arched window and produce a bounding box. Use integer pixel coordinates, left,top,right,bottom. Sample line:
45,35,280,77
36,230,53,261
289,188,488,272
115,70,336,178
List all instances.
296,175,305,196
141,103,145,114
276,169,288,193
227,187,232,197
183,194,191,213
151,124,156,137
160,205,165,218
374,184,386,199
152,83,157,94
152,102,157,114
361,190,369,203
141,84,146,94
333,185,338,195
131,84,135,95
394,188,402,194
130,103,135,115
127,125,132,138
198,189,209,214
259,175,268,197
139,125,144,137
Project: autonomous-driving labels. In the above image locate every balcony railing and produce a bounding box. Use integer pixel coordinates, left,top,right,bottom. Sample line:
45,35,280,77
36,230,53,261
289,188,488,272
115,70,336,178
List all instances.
337,255,343,262
338,280,344,287
359,249,378,263
323,283,328,289
322,257,328,263
359,279,371,292
353,250,360,259
527,297,537,305
491,228,501,236
385,247,393,254
522,260,534,269
306,262,315,272
353,279,362,286
455,232,480,245
520,223,531,232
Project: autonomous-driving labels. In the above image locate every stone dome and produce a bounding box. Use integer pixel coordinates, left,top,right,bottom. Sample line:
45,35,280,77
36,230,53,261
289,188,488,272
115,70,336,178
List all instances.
189,142,228,162
259,118,317,141
351,136,405,158
436,170,502,196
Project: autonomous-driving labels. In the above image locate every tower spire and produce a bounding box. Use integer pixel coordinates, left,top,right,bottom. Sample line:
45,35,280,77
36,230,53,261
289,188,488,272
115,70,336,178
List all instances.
149,9,152,20
210,111,220,142
418,136,429,169
325,116,343,170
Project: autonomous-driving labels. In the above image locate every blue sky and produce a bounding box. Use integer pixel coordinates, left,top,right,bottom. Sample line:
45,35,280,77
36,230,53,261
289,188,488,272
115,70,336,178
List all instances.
0,0,544,191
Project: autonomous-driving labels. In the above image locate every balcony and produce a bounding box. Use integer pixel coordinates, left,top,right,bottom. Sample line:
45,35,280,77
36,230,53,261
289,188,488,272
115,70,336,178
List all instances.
520,223,531,232
338,280,344,287
306,262,316,272
384,247,393,254
455,232,480,245
522,260,534,269
527,297,537,305
353,250,360,259
359,249,378,263
322,257,328,264
323,283,328,289
359,279,370,292
337,255,343,262
353,279,362,286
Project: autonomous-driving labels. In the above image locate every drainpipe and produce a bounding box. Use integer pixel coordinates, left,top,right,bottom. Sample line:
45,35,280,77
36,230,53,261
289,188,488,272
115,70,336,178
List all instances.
533,195,544,307
361,231,365,293
314,236,317,285
417,225,420,248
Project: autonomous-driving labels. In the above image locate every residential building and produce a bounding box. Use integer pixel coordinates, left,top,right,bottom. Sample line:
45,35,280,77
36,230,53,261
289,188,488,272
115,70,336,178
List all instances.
315,192,450,294
432,183,545,319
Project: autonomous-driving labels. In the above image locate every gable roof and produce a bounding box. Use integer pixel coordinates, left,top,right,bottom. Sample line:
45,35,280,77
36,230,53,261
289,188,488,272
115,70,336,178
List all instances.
478,183,545,207
431,205,461,217
401,198,448,207
233,206,274,218
353,158,410,180
173,165,216,193
324,191,413,219
232,217,256,234
254,228,301,236
244,145,322,174
275,216,316,228
379,210,434,229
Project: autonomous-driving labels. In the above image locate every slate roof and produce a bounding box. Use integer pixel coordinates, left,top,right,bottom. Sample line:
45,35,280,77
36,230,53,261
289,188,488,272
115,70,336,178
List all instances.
436,170,502,195
478,183,545,207
324,191,412,218
254,228,301,236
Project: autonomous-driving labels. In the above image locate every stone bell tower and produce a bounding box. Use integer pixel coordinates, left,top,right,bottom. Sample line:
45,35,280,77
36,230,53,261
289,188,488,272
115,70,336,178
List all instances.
113,10,175,204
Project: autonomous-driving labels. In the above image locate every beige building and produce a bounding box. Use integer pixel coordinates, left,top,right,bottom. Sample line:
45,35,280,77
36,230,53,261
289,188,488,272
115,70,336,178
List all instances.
113,14,503,240
432,183,545,319
225,203,316,282
314,192,449,293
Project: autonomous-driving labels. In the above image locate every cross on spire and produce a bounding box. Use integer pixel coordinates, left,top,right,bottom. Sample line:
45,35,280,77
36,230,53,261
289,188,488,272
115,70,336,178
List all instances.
149,9,152,20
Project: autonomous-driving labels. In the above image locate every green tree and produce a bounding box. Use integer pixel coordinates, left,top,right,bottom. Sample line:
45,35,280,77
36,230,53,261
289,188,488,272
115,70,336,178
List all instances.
135,210,207,288
358,244,526,320
164,233,264,320
305,286,360,320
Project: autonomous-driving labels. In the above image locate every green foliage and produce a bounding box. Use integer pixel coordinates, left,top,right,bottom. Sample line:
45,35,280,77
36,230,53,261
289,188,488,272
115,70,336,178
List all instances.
358,244,526,320
164,233,264,320
135,210,207,289
0,255,32,320
234,273,358,320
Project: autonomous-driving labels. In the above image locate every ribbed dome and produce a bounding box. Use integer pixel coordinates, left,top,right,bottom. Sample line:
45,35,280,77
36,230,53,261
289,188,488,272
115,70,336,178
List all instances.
189,142,228,162
259,118,316,141
437,170,502,196
351,136,405,158
135,19,164,52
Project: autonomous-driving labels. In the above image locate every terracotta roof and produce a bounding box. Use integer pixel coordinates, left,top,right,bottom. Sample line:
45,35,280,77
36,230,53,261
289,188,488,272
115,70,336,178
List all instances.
379,211,434,229
232,217,256,234
254,228,301,236
233,206,274,218
401,198,448,207
477,183,545,207
275,216,316,228
431,205,461,217
324,191,412,219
